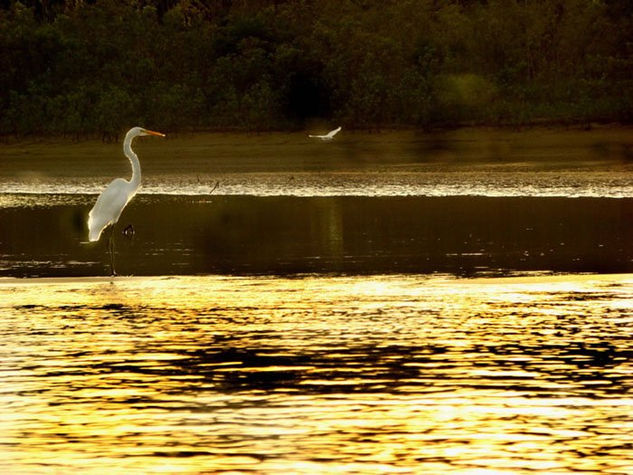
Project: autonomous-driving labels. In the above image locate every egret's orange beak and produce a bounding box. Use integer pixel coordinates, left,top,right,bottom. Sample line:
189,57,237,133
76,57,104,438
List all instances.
145,129,165,137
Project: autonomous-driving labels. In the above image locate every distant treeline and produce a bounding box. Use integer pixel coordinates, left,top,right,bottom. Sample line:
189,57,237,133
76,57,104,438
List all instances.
1,0,632,136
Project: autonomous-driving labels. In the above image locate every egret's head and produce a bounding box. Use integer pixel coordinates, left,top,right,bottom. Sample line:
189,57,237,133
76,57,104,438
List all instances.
127,126,165,138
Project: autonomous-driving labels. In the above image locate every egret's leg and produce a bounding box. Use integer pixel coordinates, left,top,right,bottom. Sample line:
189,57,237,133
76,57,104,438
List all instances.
108,225,117,276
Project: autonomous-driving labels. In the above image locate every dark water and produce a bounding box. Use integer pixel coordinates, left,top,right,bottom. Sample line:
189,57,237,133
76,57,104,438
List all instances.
1,194,633,277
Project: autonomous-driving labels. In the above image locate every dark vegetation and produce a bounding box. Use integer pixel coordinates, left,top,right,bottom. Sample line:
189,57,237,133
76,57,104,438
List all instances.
1,0,632,136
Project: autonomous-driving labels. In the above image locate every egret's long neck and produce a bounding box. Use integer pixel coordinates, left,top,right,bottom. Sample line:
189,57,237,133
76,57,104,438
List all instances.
123,133,142,189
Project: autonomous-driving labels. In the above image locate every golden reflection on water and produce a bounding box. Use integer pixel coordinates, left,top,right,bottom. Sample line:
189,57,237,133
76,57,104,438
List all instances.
1,274,633,474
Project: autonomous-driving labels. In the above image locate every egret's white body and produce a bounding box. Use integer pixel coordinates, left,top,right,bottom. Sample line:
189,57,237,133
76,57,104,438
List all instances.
88,126,164,274
88,176,135,242
309,126,341,141
88,127,164,241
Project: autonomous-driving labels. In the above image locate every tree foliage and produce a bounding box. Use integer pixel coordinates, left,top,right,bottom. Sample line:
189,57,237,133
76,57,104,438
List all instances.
0,0,631,135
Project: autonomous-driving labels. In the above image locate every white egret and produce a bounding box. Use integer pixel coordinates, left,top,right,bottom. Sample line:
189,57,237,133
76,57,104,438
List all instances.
88,126,165,275
308,126,341,141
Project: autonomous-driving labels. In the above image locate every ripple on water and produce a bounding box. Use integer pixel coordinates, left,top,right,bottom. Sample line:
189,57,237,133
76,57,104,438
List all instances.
1,274,633,473
3,167,633,201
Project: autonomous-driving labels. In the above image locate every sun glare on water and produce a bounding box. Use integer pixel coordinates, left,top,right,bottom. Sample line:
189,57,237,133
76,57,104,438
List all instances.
1,274,632,473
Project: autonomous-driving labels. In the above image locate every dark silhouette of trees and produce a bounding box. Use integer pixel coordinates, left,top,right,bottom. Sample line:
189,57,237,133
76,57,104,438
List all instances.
0,0,631,135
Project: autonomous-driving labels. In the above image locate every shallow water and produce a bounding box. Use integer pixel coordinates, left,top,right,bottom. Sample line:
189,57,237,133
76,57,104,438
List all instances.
1,195,633,277
1,274,632,474
2,129,633,473
2,128,633,197
2,129,633,278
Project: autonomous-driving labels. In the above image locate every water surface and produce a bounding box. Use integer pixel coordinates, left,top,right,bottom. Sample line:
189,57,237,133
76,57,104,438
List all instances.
1,195,633,277
2,129,633,473
1,274,633,474
2,128,633,197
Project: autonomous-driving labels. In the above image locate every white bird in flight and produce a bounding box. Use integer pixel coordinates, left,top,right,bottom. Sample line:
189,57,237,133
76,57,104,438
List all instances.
88,126,165,275
309,126,342,141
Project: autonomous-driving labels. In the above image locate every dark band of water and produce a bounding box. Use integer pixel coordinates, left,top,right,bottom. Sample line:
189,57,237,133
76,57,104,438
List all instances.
1,195,632,277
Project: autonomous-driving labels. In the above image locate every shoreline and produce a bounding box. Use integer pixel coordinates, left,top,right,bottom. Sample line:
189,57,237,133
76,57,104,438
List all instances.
1,122,631,145
2,272,632,286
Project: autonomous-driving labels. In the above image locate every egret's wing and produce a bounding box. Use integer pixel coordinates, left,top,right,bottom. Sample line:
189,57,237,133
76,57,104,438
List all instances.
326,126,341,138
88,178,133,241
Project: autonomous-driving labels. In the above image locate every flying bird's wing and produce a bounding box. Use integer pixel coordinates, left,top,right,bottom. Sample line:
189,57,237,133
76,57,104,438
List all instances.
326,126,342,138
309,127,341,140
